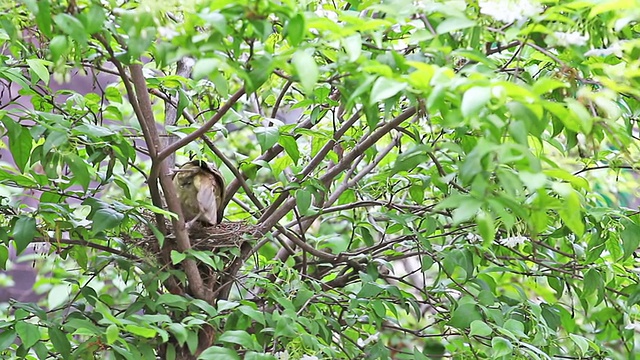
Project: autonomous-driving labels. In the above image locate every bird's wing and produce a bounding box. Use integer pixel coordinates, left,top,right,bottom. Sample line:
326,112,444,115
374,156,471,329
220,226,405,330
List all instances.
210,170,225,222
194,174,218,224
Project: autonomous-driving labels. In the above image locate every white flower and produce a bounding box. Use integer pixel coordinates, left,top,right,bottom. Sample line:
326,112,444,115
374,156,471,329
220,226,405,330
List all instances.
498,235,528,248
466,233,481,243
300,356,319,360
625,322,640,331
157,26,178,39
554,31,589,46
585,42,625,57
357,332,380,347
314,6,339,22
479,0,543,23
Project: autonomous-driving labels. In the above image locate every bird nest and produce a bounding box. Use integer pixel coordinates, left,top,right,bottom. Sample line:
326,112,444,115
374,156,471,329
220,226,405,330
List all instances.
176,221,256,250
134,218,256,255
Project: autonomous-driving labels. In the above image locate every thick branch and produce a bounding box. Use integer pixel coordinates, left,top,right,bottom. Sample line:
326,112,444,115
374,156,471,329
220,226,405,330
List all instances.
150,88,266,216
128,64,210,301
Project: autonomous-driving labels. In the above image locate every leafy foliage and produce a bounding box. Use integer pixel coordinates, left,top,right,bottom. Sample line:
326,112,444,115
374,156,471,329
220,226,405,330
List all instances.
0,0,640,359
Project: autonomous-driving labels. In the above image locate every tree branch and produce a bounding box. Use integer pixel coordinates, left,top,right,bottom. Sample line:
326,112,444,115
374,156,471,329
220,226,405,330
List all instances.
256,106,418,250
157,86,246,162
128,64,211,301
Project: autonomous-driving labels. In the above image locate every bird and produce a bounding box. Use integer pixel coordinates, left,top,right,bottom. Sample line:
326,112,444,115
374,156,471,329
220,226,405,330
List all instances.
172,160,225,227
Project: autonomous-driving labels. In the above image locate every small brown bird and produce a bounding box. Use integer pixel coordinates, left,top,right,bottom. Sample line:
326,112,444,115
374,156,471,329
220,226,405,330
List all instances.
172,160,225,227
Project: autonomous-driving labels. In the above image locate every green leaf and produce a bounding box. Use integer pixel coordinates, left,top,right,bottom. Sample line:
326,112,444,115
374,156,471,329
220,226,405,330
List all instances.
583,268,602,297
34,0,52,37
0,246,8,270
491,337,513,357
452,198,482,224
65,154,91,191
507,102,545,138
177,88,189,122
569,334,589,354
53,14,87,46
476,211,495,243
15,321,40,348
422,341,446,357
112,344,139,360
461,86,490,118
0,169,37,187
343,34,362,62
532,78,568,95
626,284,640,307
171,250,187,265
0,67,30,90
448,303,482,329
508,119,528,145
469,320,492,337
1,118,32,173
0,328,16,351
553,183,584,237
412,347,430,360
278,135,300,164
218,330,259,351
91,208,125,234
84,5,106,34
36,341,50,359
238,306,266,325
188,249,219,269
48,327,71,358
292,50,318,95
74,123,115,137
518,171,546,192
167,324,188,346
13,128,33,173
191,300,217,317
157,294,188,311
193,58,220,81
621,220,640,260
357,283,384,298
48,285,70,309
201,11,227,35
359,226,374,246
503,319,526,338
436,17,476,34
541,303,561,330
409,184,425,203
566,99,594,134
245,352,278,360
198,347,240,360
287,13,305,46
255,127,280,153
544,169,590,191
12,216,37,255
370,77,407,104
43,130,68,153
392,144,430,172
26,59,50,85
246,55,274,94
125,324,157,338
296,188,312,215
106,324,119,345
